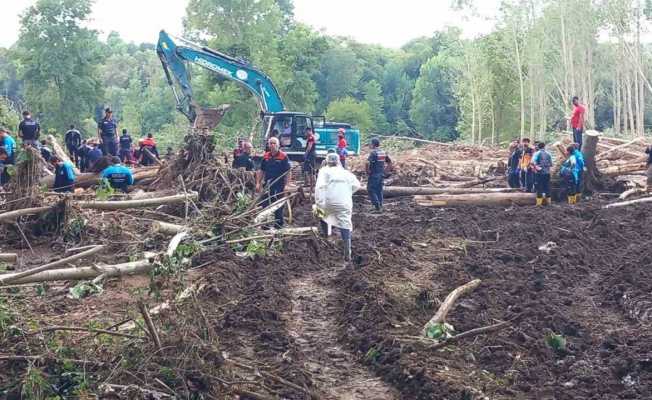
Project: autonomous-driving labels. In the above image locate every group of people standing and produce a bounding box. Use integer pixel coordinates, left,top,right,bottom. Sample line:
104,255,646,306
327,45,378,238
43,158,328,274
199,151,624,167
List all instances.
508,139,584,205
0,108,164,194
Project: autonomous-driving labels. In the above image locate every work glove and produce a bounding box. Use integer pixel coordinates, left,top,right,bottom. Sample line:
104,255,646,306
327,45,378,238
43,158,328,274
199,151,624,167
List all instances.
311,204,325,219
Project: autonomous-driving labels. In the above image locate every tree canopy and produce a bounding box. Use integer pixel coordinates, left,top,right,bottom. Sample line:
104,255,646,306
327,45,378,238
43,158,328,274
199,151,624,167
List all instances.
1,0,651,148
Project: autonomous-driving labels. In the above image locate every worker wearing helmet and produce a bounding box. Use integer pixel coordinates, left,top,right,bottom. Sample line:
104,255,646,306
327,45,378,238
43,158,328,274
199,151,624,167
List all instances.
314,152,361,262
337,128,348,169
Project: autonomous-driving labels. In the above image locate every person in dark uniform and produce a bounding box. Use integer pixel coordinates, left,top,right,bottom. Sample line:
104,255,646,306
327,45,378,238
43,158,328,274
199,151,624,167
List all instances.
232,141,254,171
77,140,91,172
256,137,291,228
64,125,82,166
366,137,392,213
39,140,53,162
118,129,133,164
18,110,40,148
303,127,317,187
51,155,76,193
97,108,118,156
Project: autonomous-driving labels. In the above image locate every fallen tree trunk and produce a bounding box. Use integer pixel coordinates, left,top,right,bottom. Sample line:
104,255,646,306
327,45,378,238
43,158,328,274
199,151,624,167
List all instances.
600,162,648,177
421,279,481,336
77,192,198,211
0,206,54,224
456,176,497,188
596,137,646,161
619,187,646,200
375,134,453,146
357,186,519,198
0,245,105,285
0,259,153,285
0,253,18,263
415,193,536,207
438,174,475,182
46,135,80,175
603,196,652,209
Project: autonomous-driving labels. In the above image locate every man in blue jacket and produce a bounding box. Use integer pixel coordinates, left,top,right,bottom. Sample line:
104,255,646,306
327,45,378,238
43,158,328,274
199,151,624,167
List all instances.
100,156,134,193
51,155,76,193
0,129,16,164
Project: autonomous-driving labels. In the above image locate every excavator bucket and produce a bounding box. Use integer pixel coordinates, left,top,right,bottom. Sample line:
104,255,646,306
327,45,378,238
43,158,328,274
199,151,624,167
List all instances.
193,104,231,130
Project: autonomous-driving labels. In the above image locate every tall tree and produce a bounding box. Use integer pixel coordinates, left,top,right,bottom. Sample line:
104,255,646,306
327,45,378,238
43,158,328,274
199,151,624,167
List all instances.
410,54,460,141
15,0,102,132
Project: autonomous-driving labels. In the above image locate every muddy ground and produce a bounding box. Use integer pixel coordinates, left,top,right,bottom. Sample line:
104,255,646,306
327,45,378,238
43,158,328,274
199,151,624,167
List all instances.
1,194,651,399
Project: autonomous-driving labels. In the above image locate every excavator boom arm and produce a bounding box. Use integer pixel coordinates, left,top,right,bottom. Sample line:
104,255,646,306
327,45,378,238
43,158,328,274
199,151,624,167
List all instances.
156,30,285,124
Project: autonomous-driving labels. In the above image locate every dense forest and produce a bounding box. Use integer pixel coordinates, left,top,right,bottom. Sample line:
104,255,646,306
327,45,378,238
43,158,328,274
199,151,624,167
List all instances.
1,0,652,150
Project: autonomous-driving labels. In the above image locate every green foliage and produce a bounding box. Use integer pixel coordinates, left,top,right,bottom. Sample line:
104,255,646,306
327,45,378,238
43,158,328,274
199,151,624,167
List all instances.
95,178,115,200
21,366,52,400
68,281,103,299
364,346,381,363
425,322,455,340
545,332,567,352
0,298,14,332
326,97,373,134
410,54,460,141
15,0,103,132
0,97,20,131
362,80,389,135
244,239,267,259
64,216,87,242
234,192,252,214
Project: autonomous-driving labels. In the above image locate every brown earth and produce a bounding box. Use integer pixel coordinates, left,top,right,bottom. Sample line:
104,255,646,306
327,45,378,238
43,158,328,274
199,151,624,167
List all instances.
2,140,651,399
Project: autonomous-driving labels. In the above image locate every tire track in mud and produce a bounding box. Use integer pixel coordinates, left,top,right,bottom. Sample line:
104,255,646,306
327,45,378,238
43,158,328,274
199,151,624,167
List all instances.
284,267,398,400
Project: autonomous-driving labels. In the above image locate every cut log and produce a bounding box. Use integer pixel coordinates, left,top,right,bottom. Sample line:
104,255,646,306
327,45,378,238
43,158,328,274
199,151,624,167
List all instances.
46,135,80,175
421,279,481,336
600,162,648,177
596,137,646,161
583,130,602,192
77,192,198,211
603,196,652,209
375,134,453,146
0,206,54,224
0,253,17,263
456,176,497,188
415,193,536,207
357,186,519,198
0,259,153,285
152,221,187,234
0,245,105,285
438,174,475,182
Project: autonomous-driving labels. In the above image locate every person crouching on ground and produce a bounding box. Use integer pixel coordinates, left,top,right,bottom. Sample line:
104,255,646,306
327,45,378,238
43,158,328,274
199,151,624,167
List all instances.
560,145,579,204
532,142,553,206
315,153,361,262
100,156,134,193
51,155,76,193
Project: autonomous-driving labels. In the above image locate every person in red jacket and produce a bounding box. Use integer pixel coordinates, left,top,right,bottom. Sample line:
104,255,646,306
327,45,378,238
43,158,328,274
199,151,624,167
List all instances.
568,96,586,150
337,128,348,168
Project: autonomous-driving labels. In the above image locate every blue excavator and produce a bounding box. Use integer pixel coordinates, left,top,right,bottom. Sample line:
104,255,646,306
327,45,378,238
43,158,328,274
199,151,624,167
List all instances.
156,30,360,161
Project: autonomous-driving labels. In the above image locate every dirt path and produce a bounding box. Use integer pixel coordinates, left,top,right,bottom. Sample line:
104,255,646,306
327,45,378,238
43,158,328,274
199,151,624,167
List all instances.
284,267,398,400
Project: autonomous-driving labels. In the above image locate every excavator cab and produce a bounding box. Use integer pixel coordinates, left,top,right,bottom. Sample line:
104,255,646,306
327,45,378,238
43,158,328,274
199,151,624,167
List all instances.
261,112,313,161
